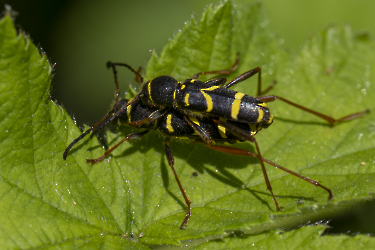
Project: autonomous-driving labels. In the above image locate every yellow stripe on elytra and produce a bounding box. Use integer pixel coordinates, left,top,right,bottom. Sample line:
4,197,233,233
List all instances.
127,98,133,123
201,86,220,112
189,116,200,126
231,92,245,120
181,84,186,90
218,118,227,138
257,102,268,108
249,124,258,136
166,114,174,133
257,107,264,123
147,80,153,102
184,93,190,106
267,114,274,124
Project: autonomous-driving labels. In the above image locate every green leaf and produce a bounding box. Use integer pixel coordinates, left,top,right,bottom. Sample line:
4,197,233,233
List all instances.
190,225,375,249
0,13,147,250
0,1,374,249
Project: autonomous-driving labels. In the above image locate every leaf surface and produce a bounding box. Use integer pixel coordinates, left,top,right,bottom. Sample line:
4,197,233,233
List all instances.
191,225,375,249
0,2,374,249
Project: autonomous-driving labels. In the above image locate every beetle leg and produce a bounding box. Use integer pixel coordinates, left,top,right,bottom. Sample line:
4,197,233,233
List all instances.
164,138,192,229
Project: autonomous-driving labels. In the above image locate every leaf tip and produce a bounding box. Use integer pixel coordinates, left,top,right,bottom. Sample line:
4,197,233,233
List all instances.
2,4,18,21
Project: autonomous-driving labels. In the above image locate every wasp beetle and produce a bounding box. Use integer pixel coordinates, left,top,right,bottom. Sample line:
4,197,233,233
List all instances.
63,59,369,229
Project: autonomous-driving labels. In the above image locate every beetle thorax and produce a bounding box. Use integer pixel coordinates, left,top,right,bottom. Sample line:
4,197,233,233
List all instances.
143,76,179,106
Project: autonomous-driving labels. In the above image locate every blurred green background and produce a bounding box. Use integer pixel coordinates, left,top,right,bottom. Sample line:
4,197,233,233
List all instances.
7,0,375,236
